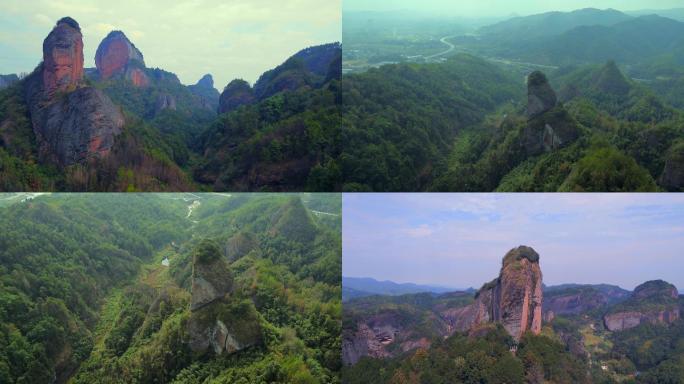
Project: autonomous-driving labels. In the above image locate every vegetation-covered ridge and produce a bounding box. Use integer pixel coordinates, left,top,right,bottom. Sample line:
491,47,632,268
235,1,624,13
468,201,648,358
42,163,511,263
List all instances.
342,54,684,191
0,193,341,383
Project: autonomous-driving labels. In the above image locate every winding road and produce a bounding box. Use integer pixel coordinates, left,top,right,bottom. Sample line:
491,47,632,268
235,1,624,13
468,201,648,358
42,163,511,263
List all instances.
425,36,456,61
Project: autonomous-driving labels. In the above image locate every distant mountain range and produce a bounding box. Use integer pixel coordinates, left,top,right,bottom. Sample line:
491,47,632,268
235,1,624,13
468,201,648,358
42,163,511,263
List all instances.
460,8,684,67
342,276,470,301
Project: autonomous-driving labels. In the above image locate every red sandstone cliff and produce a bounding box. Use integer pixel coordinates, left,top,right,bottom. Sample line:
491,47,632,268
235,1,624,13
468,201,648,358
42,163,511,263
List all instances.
95,31,149,86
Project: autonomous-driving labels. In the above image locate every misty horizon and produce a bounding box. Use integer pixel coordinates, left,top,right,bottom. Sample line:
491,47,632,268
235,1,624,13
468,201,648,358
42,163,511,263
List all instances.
343,0,684,18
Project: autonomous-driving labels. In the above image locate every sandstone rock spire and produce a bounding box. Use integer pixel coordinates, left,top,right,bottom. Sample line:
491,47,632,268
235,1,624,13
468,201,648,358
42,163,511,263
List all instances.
42,17,84,96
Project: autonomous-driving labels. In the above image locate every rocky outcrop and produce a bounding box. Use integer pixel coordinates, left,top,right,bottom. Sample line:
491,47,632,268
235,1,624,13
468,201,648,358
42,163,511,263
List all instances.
189,74,220,110
659,143,684,191
186,239,261,355
524,71,579,154
41,17,84,96
154,93,177,114
603,280,680,332
0,74,19,90
342,323,393,365
542,284,630,320
95,31,144,75
527,71,557,119
95,31,148,86
445,246,543,340
190,240,233,311
218,79,255,114
24,17,124,166
604,310,680,332
30,87,124,164
633,279,678,300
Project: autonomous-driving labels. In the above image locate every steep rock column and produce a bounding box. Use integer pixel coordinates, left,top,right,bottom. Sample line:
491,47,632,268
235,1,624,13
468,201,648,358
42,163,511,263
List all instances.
495,246,543,339
42,17,84,96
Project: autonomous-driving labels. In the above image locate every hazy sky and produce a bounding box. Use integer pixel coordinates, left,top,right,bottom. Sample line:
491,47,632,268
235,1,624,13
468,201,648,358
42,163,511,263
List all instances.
343,194,684,291
343,0,684,17
0,0,340,89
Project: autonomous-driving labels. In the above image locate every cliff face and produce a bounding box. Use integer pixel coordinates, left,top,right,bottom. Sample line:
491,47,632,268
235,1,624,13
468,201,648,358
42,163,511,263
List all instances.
189,74,220,111
41,17,84,96
604,310,680,331
524,71,579,154
542,284,630,321
95,31,148,86
186,240,261,355
24,17,123,166
440,246,543,340
603,280,680,332
475,246,543,340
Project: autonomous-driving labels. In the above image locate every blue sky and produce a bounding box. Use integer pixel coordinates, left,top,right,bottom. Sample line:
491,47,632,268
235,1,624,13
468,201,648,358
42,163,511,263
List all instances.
343,194,684,291
0,0,340,88
343,0,684,17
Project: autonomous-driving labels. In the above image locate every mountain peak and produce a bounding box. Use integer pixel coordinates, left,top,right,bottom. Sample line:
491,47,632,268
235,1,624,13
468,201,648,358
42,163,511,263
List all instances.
56,16,80,31
95,30,146,82
633,279,678,299
594,60,630,95
196,74,214,88
217,78,255,114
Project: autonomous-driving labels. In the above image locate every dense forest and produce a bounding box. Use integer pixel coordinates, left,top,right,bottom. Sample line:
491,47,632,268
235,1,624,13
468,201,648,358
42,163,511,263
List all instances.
0,193,341,383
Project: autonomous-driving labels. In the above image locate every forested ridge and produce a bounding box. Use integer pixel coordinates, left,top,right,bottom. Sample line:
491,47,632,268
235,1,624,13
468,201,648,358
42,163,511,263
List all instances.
341,56,684,191
0,193,341,383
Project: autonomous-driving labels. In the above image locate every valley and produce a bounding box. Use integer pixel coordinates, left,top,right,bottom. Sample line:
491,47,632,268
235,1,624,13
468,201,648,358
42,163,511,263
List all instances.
341,7,684,192
0,193,342,383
